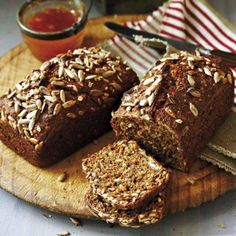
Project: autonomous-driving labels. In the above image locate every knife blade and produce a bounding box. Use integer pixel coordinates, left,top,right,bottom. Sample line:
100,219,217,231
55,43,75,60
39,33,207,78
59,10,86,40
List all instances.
105,22,236,67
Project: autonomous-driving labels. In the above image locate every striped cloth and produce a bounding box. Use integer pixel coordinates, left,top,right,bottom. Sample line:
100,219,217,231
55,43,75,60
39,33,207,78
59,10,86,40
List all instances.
106,0,236,102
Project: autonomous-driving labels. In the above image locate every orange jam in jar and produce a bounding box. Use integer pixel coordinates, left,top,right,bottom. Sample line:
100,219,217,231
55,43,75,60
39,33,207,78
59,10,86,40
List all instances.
17,0,92,61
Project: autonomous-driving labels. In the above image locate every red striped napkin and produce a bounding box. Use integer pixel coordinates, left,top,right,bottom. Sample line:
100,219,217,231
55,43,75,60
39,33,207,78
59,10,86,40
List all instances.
106,0,236,102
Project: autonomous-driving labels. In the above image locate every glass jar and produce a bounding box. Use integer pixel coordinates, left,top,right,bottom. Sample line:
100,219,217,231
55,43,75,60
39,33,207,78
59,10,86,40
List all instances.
17,0,92,61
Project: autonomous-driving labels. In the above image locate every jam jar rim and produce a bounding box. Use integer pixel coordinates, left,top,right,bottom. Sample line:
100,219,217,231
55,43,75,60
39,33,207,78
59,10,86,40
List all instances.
16,0,93,40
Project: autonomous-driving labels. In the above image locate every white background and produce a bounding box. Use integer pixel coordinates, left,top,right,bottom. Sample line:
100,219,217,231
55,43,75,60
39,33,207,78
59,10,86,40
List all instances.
0,0,236,235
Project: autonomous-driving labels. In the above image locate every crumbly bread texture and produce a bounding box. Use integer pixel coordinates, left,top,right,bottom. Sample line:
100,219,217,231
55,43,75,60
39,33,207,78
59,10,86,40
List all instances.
0,47,138,167
82,140,170,210
111,51,234,171
85,187,167,228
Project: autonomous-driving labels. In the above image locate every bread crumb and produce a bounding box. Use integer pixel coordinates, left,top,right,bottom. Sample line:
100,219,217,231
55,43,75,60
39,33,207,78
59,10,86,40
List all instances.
57,172,68,182
218,223,226,229
56,231,70,236
43,213,52,218
70,217,81,226
186,177,196,184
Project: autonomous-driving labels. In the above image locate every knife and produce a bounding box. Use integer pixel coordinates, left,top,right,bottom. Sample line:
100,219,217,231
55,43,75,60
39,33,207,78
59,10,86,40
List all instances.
105,22,236,67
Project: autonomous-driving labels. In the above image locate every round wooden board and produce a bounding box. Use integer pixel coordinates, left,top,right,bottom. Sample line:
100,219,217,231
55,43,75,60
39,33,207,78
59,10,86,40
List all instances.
0,15,236,219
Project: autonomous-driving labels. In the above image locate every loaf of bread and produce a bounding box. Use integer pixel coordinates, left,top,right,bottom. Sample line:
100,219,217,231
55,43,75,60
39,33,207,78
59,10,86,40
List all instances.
82,140,170,210
86,187,167,228
0,47,138,166
111,51,234,171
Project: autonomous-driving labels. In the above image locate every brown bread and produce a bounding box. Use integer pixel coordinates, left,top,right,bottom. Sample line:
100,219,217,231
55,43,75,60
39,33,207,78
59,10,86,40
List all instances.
0,47,138,166
111,51,234,171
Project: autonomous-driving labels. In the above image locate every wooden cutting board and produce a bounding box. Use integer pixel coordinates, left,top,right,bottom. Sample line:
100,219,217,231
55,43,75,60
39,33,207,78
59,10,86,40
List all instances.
0,15,236,219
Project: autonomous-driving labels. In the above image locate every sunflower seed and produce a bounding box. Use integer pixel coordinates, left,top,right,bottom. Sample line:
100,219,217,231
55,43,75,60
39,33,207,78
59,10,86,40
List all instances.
189,102,198,117
39,86,50,96
75,57,84,65
66,112,77,119
0,110,6,121
26,104,37,111
122,102,135,107
167,94,175,104
40,61,50,71
203,67,212,76
63,100,76,109
227,73,233,84
14,102,20,113
175,119,183,124
187,56,201,61
152,62,165,71
111,82,122,91
103,70,115,78
78,70,85,82
16,94,27,101
8,115,15,122
18,109,27,118
7,90,16,99
58,66,64,77
139,99,148,107
187,75,195,87
147,93,155,106
143,77,155,86
187,87,201,97
51,81,65,87
152,75,163,87
164,107,175,118
28,118,36,131
84,56,89,67
77,95,84,102
18,118,30,125
26,110,37,119
53,103,61,115
60,90,66,103
44,95,57,103
15,83,23,91
65,68,77,79
29,138,39,145
213,72,221,83
41,101,46,113
35,141,43,151
85,75,97,80
70,63,84,70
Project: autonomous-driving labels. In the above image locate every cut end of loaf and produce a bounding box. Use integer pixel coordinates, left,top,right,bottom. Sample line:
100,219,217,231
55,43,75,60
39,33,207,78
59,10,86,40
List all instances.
111,116,186,171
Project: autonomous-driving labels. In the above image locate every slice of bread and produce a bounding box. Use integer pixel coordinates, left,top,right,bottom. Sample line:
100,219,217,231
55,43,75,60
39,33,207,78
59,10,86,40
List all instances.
85,187,167,228
82,140,170,210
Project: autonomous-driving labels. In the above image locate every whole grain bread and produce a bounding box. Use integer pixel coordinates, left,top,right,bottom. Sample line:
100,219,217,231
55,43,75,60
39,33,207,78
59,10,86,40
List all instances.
82,139,170,210
0,47,138,166
85,187,167,228
111,51,234,171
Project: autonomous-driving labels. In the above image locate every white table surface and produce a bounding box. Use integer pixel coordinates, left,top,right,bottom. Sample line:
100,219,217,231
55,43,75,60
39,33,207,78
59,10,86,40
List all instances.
0,1,236,235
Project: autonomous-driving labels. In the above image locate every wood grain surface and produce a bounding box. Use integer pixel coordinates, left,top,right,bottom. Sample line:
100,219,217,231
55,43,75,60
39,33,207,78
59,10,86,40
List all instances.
0,15,236,220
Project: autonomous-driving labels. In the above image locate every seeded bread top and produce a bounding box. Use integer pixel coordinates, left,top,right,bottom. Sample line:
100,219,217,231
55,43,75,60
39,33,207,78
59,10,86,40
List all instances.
114,51,233,124
86,187,166,228
0,47,138,151
82,140,170,210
